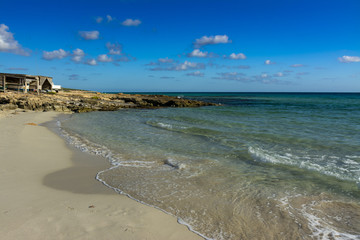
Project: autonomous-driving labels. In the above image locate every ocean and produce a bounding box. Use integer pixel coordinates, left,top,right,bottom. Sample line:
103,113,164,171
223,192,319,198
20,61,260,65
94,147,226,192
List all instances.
59,92,360,240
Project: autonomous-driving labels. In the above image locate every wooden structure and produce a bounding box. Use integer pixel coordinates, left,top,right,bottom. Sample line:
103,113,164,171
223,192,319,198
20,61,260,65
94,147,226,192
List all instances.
0,73,54,94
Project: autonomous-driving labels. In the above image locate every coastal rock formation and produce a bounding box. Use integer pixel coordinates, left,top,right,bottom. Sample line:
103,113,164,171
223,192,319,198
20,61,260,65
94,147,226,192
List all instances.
0,91,216,113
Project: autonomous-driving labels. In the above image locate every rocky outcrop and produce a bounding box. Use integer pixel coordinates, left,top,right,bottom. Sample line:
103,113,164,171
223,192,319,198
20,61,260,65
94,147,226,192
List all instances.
0,91,217,113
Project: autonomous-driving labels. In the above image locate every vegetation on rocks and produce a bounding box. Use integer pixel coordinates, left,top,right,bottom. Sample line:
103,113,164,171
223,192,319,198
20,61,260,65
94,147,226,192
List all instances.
0,90,217,113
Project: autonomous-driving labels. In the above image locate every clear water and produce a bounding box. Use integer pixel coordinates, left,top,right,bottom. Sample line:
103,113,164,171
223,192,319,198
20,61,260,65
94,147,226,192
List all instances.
60,93,360,240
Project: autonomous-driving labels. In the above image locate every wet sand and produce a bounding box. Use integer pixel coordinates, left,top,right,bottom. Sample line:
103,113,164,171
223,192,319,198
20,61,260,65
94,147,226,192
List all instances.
0,111,202,240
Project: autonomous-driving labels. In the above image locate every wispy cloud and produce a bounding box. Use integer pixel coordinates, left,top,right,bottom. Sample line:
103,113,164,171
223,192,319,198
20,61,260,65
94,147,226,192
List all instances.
149,60,205,71
106,15,114,22
79,30,99,40
69,74,80,80
42,49,69,60
105,42,135,62
173,61,205,71
214,71,291,85
253,73,291,84
95,17,103,23
97,54,113,62
186,71,204,77
233,65,250,69
188,49,208,58
194,35,231,48
71,48,85,62
146,58,172,66
213,72,248,82
85,59,97,66
260,78,290,85
290,64,304,68
106,42,122,55
207,62,250,69
338,55,360,63
0,24,30,56
115,56,134,62
225,53,246,60
68,74,87,81
265,60,275,65
273,72,283,77
122,19,141,26
158,57,173,63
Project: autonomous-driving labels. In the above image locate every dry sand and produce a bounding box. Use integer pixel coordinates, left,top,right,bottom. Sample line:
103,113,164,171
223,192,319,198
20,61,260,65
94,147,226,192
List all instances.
0,111,203,240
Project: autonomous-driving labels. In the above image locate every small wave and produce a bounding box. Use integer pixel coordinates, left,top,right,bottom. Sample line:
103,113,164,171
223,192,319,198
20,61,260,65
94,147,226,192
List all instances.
278,195,360,240
59,126,120,163
248,146,360,184
301,202,360,240
59,124,160,170
156,122,174,129
147,120,188,131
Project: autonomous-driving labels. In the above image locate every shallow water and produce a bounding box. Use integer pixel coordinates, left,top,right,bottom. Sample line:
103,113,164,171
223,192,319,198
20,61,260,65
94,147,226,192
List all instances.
60,93,360,240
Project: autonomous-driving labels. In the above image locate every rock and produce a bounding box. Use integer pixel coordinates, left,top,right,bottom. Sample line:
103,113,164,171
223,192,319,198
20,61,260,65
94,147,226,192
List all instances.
0,90,218,113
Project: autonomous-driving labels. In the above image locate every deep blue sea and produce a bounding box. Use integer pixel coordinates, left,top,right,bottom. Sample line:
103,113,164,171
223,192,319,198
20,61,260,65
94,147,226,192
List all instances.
60,93,360,240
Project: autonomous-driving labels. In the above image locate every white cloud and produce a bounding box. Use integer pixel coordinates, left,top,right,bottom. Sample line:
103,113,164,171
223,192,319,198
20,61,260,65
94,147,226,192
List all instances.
158,57,173,63
106,42,122,55
274,72,283,77
122,19,141,26
85,59,97,66
0,24,29,56
107,15,114,22
115,56,133,62
186,71,204,77
149,60,205,71
265,60,275,65
42,49,69,60
261,73,268,78
71,48,85,62
146,57,173,66
174,61,204,71
227,53,246,60
95,17,103,23
194,35,231,48
188,49,208,58
290,64,304,67
79,30,99,40
338,55,360,63
213,72,249,82
97,54,113,62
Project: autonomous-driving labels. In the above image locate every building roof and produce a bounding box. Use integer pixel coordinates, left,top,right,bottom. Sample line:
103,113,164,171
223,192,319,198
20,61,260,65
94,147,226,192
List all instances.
0,73,52,79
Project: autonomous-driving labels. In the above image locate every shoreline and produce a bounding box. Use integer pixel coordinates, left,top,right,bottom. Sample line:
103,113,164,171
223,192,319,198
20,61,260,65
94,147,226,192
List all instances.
0,110,203,240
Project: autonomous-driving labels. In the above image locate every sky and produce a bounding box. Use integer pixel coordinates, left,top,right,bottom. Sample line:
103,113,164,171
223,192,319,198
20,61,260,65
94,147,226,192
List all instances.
0,0,359,92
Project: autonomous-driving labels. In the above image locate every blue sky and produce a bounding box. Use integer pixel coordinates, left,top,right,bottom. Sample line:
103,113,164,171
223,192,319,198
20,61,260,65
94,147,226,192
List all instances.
1,0,359,92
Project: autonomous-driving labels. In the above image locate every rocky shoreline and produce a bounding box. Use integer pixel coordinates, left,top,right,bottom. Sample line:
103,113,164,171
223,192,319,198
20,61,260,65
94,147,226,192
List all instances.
0,90,217,113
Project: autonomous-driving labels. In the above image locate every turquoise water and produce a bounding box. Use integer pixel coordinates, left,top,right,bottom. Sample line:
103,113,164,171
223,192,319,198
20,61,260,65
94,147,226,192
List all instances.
60,93,360,240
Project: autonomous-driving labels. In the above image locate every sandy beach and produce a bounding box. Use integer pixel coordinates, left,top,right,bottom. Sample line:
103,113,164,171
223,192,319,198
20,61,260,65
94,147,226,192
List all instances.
0,110,202,240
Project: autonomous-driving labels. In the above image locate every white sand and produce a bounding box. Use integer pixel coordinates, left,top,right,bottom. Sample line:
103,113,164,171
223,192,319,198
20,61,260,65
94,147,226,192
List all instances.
0,111,203,240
